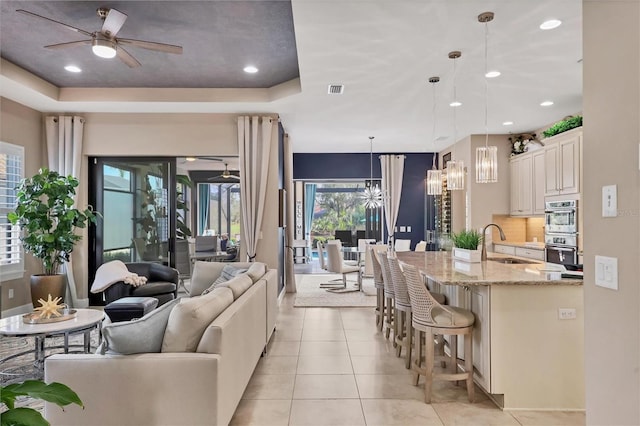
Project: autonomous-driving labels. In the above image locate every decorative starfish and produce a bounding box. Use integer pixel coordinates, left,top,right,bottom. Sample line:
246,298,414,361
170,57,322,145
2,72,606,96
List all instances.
34,294,65,319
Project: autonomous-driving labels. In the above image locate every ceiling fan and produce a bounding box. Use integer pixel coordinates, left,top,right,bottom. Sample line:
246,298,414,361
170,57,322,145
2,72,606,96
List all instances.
208,163,240,181
16,7,183,68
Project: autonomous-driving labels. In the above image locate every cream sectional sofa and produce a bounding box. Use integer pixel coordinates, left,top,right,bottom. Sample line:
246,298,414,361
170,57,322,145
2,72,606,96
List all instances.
44,261,278,426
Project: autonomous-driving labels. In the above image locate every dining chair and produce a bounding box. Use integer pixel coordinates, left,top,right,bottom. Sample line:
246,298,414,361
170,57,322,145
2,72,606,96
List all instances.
403,263,475,403
325,242,361,293
394,239,412,252
414,241,427,252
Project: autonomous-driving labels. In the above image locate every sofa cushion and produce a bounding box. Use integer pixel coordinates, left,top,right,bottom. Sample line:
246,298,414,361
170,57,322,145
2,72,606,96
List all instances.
217,274,253,300
246,262,267,283
202,265,249,294
190,262,227,296
98,298,179,355
161,287,234,352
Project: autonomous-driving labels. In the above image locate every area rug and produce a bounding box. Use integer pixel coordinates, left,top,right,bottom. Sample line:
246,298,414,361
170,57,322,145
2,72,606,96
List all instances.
293,274,377,308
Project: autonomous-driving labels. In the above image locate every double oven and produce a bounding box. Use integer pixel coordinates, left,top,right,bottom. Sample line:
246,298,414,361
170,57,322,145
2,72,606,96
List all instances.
544,200,578,265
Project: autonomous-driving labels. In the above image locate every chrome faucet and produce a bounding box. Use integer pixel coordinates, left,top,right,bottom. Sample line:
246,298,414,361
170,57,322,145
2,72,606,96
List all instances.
481,223,506,261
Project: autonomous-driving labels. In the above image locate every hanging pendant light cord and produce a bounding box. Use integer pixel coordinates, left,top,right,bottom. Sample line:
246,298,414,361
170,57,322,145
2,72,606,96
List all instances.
369,136,374,184
431,81,437,169
484,21,489,148
453,57,458,146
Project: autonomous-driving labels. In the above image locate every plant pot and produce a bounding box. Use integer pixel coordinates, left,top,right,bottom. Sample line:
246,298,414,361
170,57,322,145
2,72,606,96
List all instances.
452,247,481,263
30,274,66,308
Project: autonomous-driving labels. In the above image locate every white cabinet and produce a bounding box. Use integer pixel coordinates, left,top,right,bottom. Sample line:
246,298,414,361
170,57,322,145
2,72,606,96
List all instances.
494,244,516,255
514,247,545,261
544,128,582,196
469,285,491,391
510,154,532,215
510,149,544,216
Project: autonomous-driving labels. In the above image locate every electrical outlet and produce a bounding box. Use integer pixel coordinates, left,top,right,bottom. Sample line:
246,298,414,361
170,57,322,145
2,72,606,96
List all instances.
8,288,14,299
558,308,576,320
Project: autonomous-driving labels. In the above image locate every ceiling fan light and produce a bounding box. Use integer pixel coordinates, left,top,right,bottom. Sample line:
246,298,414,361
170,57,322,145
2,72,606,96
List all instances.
92,38,117,58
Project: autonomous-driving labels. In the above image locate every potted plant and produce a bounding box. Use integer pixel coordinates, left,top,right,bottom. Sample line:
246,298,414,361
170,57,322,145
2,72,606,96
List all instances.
1,379,82,425
542,115,583,138
8,168,97,307
451,229,483,263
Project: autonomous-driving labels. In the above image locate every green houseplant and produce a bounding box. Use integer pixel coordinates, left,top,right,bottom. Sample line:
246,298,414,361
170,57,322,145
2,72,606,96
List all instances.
1,380,83,426
542,115,583,138
451,229,483,263
8,168,97,307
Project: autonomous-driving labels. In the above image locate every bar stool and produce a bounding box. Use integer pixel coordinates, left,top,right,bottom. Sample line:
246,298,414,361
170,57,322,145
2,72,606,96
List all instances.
377,251,396,343
388,256,413,369
369,247,386,330
403,263,475,403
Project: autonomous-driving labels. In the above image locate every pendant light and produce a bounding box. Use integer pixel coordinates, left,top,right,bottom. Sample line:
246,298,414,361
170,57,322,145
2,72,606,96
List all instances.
426,76,443,195
446,51,465,191
362,136,383,209
475,11,499,184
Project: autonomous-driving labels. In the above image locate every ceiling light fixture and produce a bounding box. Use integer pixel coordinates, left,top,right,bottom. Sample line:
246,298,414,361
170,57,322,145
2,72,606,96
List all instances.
185,157,197,162
485,70,501,78
449,101,462,107
476,11,498,184
92,37,117,58
446,51,465,191
64,65,82,73
540,100,554,107
361,136,383,209
426,76,442,196
503,121,514,126
540,19,562,30
243,65,258,73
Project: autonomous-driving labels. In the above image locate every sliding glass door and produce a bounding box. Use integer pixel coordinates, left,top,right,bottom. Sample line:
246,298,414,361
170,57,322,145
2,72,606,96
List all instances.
89,157,176,303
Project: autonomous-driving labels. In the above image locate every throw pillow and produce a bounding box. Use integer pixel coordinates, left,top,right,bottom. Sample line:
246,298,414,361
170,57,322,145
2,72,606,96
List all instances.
161,287,234,352
90,260,130,293
190,262,227,297
201,265,249,295
246,262,266,283
217,274,253,300
98,298,179,355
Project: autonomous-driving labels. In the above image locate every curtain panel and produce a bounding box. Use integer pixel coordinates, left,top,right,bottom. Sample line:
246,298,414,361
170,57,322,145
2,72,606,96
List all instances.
238,116,273,261
284,133,297,292
45,116,85,307
380,154,405,245
197,184,210,235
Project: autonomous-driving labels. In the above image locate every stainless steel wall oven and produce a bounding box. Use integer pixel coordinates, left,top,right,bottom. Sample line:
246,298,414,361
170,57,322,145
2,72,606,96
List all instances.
544,200,578,265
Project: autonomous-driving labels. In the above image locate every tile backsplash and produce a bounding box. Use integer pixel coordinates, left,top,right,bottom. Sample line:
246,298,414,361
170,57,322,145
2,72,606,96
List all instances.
491,215,545,243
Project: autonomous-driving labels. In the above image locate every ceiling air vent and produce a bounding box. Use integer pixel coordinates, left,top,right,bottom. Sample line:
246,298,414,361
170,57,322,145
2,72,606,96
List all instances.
327,84,344,95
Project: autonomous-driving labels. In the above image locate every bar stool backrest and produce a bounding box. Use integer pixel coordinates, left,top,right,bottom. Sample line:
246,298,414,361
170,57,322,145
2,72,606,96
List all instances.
403,263,440,324
377,251,395,297
370,247,384,289
388,256,411,307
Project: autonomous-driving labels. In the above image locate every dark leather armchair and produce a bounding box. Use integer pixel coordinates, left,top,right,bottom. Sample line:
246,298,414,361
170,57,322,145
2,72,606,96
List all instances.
103,262,179,306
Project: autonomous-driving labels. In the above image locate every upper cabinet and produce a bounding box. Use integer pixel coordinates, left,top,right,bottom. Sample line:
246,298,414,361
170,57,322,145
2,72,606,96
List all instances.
509,149,545,216
543,128,582,196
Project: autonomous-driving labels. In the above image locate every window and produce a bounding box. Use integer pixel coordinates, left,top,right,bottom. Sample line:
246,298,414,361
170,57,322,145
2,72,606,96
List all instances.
0,142,25,281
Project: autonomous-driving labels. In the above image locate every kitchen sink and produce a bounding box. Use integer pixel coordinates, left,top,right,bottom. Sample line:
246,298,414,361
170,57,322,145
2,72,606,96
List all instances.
487,257,539,265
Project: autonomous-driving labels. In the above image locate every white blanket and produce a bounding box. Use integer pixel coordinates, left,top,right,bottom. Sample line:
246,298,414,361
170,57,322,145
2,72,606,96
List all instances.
90,260,147,293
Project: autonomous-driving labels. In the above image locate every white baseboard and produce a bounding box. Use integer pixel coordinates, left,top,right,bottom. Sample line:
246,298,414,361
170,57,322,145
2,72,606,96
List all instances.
1,303,33,318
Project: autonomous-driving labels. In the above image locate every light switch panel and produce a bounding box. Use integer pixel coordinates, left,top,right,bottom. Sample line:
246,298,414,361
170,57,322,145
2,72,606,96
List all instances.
602,185,617,217
407,226,412,232
595,255,618,290
399,226,406,232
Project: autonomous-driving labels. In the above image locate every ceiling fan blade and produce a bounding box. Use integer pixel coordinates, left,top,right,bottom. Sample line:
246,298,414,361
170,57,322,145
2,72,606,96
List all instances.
101,8,127,38
116,45,141,68
200,157,224,162
16,9,94,37
117,38,183,54
45,40,92,50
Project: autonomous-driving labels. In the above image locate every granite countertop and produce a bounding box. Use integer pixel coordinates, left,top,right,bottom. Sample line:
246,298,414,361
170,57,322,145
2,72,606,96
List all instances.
395,251,583,287
494,241,545,250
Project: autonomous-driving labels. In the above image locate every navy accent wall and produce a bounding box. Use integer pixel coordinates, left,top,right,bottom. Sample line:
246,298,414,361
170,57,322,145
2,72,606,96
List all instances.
293,152,437,249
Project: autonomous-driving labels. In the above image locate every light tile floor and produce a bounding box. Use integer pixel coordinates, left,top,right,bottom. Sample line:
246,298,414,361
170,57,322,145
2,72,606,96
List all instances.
230,294,586,426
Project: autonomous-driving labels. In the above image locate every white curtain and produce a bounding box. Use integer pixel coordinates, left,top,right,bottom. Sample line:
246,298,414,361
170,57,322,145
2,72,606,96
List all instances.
380,154,405,246
283,133,297,293
238,116,273,262
45,116,85,307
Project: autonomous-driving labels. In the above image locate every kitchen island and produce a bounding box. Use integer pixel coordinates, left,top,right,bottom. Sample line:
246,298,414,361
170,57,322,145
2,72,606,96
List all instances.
396,251,584,411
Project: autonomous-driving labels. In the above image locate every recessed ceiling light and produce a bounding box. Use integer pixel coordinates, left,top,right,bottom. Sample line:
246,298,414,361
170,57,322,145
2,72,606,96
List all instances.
540,19,562,30
64,65,82,73
243,65,258,73
503,121,514,126
540,101,554,107
449,101,462,107
485,70,501,78
185,157,197,162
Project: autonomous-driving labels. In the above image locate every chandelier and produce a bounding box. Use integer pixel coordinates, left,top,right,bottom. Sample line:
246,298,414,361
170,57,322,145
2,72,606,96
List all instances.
362,136,383,209
446,51,465,191
426,76,442,195
476,11,499,184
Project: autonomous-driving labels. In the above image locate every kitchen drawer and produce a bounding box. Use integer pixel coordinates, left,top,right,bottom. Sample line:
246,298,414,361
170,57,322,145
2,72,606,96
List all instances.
515,247,545,260
494,244,516,255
